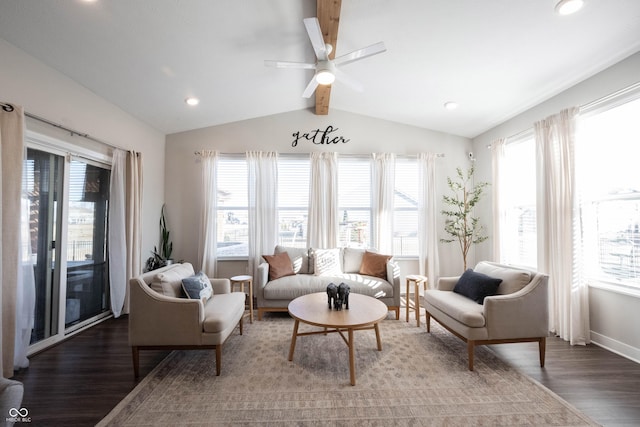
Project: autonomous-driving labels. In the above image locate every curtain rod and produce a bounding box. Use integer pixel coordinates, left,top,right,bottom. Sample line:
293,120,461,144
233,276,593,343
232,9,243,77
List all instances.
194,151,445,157
1,101,126,151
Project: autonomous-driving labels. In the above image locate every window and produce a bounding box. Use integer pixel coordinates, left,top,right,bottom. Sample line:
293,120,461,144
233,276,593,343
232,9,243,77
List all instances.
337,157,372,248
215,154,426,257
216,157,248,257
277,157,309,248
393,157,418,256
578,95,640,288
500,136,537,267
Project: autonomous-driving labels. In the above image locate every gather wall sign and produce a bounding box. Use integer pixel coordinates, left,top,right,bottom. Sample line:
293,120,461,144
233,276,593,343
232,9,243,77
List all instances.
291,125,350,147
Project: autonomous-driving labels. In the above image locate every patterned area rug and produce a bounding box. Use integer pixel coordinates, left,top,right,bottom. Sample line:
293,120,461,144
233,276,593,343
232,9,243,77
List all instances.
99,312,598,426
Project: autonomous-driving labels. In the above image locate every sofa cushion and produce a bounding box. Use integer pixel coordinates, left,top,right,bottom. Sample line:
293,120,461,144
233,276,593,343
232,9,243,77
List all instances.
263,273,394,301
425,290,486,328
150,263,195,298
275,245,310,274
359,251,392,279
474,262,532,295
202,292,246,333
343,247,366,273
182,271,213,303
311,248,343,276
453,269,502,304
263,252,296,280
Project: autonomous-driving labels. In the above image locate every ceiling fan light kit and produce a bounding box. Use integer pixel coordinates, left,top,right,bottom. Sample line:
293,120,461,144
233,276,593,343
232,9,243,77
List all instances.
555,0,584,15
315,61,336,85
265,17,386,98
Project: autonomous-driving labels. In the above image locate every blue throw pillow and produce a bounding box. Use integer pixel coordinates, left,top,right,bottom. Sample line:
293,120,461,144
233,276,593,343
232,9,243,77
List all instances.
453,269,502,304
181,271,213,303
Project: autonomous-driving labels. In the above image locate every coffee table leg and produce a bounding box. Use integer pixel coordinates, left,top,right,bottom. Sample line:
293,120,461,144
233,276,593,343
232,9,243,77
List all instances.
288,319,299,361
348,328,356,386
374,322,383,351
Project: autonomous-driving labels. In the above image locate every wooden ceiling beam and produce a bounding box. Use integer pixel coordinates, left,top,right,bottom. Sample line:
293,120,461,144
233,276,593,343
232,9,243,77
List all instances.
315,0,342,115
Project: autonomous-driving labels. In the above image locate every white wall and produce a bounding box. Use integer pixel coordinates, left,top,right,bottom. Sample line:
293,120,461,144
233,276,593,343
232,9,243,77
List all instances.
165,108,473,278
472,51,640,362
0,39,166,256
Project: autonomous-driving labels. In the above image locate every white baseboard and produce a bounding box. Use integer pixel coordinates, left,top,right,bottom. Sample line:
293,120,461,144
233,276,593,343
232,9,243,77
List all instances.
590,331,640,364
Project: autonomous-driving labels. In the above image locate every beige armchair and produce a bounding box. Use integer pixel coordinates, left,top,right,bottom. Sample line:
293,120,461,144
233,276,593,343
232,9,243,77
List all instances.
1,377,23,427
129,263,246,377
424,261,549,370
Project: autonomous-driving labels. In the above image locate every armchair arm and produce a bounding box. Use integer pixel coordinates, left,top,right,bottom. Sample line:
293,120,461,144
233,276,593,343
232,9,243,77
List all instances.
436,276,460,291
129,278,205,346
483,273,549,340
257,262,269,289
386,259,401,306
210,278,231,294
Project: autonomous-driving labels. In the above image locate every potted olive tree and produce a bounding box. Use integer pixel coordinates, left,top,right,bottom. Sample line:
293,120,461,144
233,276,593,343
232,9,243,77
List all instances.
145,204,174,271
440,165,488,270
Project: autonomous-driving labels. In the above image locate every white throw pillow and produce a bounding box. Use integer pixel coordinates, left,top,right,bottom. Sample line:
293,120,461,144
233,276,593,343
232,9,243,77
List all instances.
311,248,342,276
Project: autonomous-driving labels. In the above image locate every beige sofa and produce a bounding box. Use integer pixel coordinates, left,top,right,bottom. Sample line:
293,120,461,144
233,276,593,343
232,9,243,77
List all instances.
257,246,401,320
129,263,246,376
424,261,549,370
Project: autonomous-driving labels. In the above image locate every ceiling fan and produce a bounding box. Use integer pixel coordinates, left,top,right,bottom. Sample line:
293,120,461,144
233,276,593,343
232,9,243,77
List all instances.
265,17,386,98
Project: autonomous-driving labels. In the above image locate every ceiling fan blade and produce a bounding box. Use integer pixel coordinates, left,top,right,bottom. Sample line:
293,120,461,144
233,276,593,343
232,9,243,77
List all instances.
303,17,328,61
264,60,316,69
333,41,386,67
302,77,319,98
334,68,363,92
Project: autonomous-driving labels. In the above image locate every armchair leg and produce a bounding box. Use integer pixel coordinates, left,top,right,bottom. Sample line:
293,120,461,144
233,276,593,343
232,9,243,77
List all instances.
467,341,475,371
239,317,244,335
215,345,222,376
539,337,546,367
132,346,140,378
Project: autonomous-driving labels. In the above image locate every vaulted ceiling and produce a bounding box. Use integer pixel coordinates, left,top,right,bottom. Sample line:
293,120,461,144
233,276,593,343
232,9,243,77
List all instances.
1,0,639,138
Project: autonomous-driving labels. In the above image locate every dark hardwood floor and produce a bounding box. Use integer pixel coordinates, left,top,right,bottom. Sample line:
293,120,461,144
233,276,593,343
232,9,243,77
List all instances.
11,315,640,426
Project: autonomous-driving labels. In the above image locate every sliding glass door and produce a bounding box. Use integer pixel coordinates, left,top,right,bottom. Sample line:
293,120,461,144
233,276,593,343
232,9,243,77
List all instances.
25,148,64,343
24,146,111,348
65,160,110,328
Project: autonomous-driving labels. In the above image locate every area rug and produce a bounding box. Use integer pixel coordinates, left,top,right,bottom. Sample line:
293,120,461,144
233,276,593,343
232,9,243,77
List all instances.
99,312,598,426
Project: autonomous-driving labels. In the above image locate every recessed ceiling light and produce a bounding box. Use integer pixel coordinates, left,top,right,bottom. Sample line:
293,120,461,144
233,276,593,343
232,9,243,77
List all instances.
185,97,199,106
555,0,584,15
444,101,459,111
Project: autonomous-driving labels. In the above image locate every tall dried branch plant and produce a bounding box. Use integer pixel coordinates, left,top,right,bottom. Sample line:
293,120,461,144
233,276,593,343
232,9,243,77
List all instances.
440,165,489,270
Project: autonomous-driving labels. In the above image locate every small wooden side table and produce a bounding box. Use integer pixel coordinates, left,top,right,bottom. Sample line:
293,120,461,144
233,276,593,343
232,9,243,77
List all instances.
405,275,428,327
230,275,254,323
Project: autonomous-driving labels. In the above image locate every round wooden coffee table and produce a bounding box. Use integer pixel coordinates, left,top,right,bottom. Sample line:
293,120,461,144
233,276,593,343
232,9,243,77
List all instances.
287,292,388,386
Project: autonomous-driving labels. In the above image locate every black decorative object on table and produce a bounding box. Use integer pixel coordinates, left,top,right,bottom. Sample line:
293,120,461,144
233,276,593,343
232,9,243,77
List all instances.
326,283,338,309
337,283,350,310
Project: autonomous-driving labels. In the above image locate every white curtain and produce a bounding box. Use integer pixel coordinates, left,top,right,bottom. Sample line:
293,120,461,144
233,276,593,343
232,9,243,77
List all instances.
1,103,31,377
417,153,439,289
535,107,590,345
307,152,338,248
198,150,219,277
109,150,127,317
247,151,279,277
372,153,395,253
125,151,143,313
108,149,142,316
16,154,35,370
491,138,506,262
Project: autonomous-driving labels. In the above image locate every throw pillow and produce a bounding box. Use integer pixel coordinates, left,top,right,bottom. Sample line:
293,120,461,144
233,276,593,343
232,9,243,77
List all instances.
263,252,296,281
359,251,392,279
181,271,213,303
312,248,342,276
453,269,502,304
275,245,310,274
